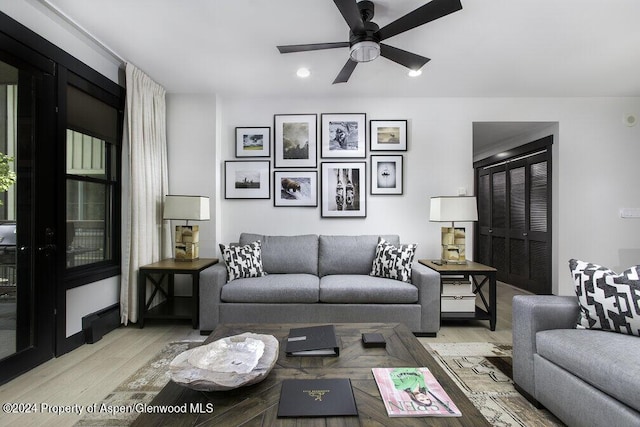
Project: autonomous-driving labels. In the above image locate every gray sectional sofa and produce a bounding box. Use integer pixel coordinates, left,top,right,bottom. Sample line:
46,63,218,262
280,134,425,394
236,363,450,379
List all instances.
512,295,640,427
199,233,441,335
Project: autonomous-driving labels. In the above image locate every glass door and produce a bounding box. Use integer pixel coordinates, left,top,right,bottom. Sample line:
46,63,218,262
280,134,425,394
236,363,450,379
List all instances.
0,49,57,384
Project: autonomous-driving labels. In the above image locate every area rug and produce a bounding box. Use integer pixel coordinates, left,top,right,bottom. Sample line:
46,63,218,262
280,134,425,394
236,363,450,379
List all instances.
424,342,563,427
77,341,564,426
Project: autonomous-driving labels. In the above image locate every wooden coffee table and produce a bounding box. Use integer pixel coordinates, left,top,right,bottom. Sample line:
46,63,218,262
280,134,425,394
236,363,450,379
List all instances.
132,323,489,426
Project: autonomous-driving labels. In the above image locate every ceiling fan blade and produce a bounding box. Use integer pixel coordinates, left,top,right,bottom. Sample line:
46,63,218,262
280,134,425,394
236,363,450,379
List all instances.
333,59,358,84
376,0,462,41
277,42,350,54
380,44,430,70
333,0,365,33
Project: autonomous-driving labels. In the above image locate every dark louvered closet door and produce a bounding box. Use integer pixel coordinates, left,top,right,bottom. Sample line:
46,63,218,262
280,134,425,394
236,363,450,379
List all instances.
474,136,552,295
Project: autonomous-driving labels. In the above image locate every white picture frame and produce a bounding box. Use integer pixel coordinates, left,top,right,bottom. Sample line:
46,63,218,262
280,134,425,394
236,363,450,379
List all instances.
273,170,318,207
370,120,407,151
224,160,270,199
235,127,270,157
274,114,317,168
321,113,366,158
371,155,403,195
321,162,366,218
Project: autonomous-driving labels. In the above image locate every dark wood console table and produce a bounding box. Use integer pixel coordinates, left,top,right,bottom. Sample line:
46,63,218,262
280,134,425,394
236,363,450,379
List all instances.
138,258,218,329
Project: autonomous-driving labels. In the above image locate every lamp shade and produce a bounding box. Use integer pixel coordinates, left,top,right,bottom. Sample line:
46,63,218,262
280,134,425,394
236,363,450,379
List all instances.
429,196,478,222
163,195,210,221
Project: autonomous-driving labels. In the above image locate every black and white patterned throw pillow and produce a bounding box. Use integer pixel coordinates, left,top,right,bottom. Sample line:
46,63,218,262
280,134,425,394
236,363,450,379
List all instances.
220,240,266,281
569,259,640,337
370,237,417,283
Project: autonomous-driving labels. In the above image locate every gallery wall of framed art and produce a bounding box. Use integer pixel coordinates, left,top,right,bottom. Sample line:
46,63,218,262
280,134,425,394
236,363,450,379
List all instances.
226,113,409,216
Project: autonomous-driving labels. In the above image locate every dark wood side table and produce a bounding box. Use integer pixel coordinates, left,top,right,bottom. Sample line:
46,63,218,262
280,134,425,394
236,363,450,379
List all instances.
419,259,497,331
138,258,218,329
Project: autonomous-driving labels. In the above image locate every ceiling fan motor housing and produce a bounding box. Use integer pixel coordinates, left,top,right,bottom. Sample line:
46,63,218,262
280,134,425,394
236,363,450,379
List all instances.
349,1,381,62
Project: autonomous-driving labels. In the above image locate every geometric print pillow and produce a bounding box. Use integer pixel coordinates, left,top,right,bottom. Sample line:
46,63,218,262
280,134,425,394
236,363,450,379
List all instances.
569,259,640,337
370,237,417,283
219,240,266,282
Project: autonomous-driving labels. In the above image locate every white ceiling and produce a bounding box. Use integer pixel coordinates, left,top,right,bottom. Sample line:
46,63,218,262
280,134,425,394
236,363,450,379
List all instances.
44,0,640,98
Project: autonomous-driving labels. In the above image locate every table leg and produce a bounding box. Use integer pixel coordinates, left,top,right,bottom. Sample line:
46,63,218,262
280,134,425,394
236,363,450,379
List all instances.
489,272,497,331
192,272,199,329
138,269,145,328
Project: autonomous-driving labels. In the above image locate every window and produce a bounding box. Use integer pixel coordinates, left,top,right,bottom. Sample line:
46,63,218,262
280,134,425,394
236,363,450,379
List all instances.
65,80,120,275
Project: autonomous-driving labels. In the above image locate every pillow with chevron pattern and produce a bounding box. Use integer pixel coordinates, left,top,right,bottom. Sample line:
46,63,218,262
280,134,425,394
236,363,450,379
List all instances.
370,237,417,283
569,259,640,337
220,240,266,281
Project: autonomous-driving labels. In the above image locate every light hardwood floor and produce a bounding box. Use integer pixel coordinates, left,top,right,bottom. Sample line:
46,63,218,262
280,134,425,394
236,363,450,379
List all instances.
0,281,528,426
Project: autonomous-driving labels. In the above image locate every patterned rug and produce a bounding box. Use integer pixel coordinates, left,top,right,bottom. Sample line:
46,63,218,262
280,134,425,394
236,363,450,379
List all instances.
76,341,563,426
424,342,563,427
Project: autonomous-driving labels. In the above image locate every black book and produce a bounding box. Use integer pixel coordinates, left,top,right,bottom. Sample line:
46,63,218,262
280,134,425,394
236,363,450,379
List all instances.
285,324,339,356
277,378,358,418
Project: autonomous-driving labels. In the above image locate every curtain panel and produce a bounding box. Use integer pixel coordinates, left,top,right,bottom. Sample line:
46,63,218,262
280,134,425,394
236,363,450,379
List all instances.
121,63,172,325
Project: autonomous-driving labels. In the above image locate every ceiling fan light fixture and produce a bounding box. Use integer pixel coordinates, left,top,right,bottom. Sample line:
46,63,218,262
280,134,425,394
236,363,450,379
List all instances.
350,41,380,62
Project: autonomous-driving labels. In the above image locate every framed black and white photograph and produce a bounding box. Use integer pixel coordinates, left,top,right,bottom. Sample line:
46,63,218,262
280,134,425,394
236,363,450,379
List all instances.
225,160,270,199
370,120,407,151
274,114,317,168
321,162,366,218
274,171,318,207
321,113,366,158
235,127,270,157
371,155,403,195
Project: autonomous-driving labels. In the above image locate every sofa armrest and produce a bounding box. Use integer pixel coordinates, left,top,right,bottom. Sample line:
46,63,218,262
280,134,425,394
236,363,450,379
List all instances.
199,263,228,332
512,295,579,400
411,262,441,334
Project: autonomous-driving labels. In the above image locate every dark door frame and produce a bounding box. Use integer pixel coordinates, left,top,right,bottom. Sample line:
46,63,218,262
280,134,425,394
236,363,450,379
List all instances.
474,135,553,294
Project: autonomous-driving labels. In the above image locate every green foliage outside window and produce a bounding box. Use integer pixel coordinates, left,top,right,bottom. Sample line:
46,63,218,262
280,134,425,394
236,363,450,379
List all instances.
0,152,16,205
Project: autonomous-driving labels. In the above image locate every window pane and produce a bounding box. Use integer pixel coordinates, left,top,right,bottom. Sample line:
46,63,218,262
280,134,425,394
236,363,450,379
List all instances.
66,180,110,268
66,129,106,179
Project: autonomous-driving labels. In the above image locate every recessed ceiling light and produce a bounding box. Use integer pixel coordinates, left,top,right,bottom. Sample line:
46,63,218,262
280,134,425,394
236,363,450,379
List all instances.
408,69,422,77
296,67,311,78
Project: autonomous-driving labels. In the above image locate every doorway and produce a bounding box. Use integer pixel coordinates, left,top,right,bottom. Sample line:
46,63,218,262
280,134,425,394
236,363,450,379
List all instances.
0,47,57,383
473,123,555,295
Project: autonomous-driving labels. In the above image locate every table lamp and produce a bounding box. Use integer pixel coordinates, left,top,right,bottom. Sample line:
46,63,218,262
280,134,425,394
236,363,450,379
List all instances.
163,195,210,261
429,196,478,264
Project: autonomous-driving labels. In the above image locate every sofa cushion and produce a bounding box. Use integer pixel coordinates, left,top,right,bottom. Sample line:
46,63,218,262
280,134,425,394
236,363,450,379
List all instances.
319,274,418,304
536,328,640,412
318,235,400,277
569,259,640,336
370,237,417,282
220,273,319,303
240,233,318,275
219,240,266,281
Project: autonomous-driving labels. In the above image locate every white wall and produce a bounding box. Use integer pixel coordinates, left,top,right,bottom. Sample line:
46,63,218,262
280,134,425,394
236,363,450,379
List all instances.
166,94,219,259
197,96,640,296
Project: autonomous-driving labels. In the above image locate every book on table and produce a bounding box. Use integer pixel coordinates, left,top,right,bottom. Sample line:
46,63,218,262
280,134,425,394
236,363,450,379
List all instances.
372,367,462,417
277,378,358,417
285,324,339,356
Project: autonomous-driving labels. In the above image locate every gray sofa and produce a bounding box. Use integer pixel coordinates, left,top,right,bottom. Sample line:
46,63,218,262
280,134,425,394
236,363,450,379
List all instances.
512,295,640,427
200,233,441,335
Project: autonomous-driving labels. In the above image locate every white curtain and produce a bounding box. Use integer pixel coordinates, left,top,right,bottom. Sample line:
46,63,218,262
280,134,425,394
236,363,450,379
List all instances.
120,63,172,325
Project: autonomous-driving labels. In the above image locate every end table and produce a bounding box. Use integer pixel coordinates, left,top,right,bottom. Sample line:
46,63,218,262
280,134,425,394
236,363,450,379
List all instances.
419,259,497,331
138,258,218,329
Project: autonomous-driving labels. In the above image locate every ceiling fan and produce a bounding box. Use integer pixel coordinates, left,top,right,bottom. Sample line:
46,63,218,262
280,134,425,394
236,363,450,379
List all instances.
277,0,463,84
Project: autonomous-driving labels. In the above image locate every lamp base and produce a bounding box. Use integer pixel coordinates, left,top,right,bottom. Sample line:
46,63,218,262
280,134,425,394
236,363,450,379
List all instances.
174,225,200,261
441,227,467,264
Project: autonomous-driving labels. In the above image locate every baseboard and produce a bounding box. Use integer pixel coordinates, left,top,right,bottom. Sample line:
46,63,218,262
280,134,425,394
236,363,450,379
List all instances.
82,303,120,344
